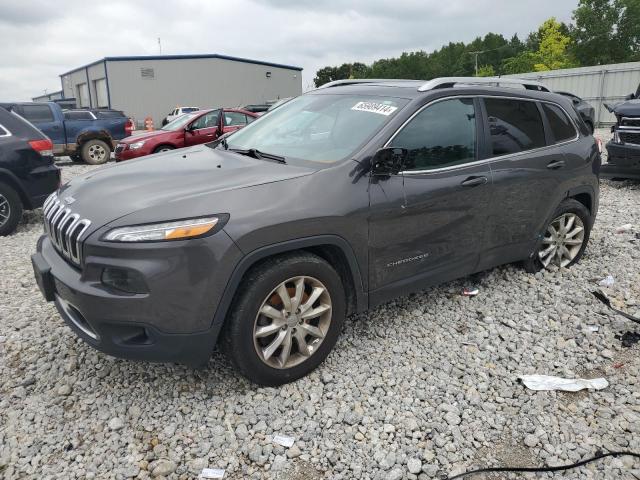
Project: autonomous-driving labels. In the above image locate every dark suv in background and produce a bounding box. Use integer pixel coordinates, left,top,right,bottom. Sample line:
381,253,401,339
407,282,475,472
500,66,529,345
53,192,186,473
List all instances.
0,107,60,236
32,77,600,385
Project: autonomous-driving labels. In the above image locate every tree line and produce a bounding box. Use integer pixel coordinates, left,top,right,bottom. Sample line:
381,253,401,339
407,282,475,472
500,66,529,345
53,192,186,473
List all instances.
313,0,640,87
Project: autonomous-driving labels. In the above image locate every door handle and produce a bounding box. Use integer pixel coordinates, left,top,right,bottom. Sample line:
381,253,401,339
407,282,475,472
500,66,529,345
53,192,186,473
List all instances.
460,176,488,187
546,159,565,170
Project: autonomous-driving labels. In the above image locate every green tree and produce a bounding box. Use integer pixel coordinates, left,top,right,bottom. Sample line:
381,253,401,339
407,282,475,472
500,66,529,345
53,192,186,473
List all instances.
533,18,578,71
570,0,640,65
476,65,496,77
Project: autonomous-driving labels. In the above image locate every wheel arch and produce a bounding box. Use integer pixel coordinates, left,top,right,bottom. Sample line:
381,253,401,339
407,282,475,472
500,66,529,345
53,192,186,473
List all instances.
212,235,368,331
0,169,31,209
153,144,176,153
77,129,113,148
566,186,594,215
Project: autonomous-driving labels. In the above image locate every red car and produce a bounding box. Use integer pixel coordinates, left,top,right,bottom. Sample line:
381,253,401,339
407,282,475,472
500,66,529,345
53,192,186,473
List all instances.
115,108,258,161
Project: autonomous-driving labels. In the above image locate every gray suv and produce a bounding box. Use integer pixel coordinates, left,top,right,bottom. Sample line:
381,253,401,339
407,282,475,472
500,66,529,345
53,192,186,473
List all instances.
32,77,600,385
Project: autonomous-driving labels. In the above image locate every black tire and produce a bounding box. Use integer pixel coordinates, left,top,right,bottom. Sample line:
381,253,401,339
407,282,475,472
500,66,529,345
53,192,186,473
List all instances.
70,153,83,163
153,145,175,154
222,252,346,386
0,182,23,236
523,198,592,273
80,139,111,165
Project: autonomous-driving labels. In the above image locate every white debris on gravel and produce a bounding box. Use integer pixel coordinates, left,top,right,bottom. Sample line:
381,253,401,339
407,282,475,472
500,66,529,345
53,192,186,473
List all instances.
1,147,640,479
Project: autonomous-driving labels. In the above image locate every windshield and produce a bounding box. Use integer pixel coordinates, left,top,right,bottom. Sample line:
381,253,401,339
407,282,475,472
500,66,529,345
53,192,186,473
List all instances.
225,94,409,163
162,113,198,131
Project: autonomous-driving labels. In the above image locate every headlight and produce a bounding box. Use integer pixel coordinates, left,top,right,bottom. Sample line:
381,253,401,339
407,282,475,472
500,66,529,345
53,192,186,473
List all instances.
103,217,220,242
129,140,146,150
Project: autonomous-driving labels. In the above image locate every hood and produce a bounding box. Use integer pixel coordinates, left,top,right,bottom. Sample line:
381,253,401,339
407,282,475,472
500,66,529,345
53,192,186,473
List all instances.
120,130,173,143
57,145,315,230
612,99,640,117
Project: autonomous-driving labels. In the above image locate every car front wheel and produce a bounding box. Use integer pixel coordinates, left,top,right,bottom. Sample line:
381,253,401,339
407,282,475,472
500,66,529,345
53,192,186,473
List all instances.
222,252,345,386
523,198,591,272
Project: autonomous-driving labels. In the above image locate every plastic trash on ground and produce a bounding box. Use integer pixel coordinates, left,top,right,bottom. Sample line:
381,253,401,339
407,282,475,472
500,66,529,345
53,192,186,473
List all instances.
461,287,479,296
598,275,615,287
586,325,600,332
519,374,608,392
199,468,225,479
615,224,634,234
273,434,295,448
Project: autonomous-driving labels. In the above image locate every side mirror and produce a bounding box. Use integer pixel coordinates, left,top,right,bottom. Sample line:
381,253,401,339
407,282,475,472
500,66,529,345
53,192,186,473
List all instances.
572,98,580,105
625,93,636,101
371,147,407,175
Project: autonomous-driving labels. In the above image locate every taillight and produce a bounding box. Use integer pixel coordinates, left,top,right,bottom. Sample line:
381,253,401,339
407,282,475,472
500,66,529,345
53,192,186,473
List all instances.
29,139,53,156
125,118,134,134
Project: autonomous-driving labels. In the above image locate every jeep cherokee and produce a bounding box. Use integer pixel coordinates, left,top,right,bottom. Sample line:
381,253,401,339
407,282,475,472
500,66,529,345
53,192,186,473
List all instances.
32,77,600,386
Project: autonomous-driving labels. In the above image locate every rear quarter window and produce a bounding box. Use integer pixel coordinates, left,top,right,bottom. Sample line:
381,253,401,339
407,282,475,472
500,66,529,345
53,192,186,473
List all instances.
20,104,55,123
542,103,578,142
484,98,546,156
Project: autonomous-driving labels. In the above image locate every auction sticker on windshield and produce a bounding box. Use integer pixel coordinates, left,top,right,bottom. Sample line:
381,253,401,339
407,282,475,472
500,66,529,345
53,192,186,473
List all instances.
351,101,398,116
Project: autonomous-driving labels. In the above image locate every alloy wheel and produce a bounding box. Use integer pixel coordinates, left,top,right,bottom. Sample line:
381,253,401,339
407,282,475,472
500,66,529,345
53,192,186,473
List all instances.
0,194,10,228
538,213,585,268
253,276,332,369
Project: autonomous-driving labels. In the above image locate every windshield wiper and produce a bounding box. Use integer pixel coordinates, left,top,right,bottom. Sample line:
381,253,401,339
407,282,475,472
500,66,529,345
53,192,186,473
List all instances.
229,148,286,164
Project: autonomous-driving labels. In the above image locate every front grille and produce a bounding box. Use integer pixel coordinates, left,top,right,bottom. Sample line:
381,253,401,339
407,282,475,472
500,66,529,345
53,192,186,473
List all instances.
621,117,640,128
42,194,91,266
619,131,640,145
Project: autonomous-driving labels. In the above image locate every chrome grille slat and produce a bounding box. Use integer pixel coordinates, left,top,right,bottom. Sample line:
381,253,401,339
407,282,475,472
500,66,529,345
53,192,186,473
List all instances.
42,194,92,267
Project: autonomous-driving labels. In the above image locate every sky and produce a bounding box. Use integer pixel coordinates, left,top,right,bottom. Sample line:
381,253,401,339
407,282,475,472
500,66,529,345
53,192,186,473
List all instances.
1,0,575,101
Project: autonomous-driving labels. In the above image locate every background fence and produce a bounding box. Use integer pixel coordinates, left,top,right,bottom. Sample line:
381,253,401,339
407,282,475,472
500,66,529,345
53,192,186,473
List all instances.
504,61,640,127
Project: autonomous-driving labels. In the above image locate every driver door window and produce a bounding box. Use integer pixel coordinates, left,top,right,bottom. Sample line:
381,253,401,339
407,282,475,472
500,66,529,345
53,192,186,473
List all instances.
389,98,477,171
191,111,219,130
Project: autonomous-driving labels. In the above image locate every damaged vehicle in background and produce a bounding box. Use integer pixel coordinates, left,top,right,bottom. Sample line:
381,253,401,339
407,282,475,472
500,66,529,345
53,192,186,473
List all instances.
115,108,258,161
603,83,640,179
556,91,595,133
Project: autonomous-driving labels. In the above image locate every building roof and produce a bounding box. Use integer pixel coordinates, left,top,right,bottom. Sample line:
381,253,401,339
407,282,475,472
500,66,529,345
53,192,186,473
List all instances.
59,54,303,77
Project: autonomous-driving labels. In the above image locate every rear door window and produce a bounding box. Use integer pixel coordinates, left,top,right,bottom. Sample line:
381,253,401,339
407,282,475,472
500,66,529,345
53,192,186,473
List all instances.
542,103,577,143
389,97,477,171
484,98,546,156
20,104,55,123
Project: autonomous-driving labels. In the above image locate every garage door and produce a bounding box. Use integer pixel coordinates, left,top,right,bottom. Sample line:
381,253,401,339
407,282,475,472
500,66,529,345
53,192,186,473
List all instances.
94,78,108,108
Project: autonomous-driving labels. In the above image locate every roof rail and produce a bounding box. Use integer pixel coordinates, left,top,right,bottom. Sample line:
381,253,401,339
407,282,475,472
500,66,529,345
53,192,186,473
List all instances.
418,77,550,92
317,79,414,89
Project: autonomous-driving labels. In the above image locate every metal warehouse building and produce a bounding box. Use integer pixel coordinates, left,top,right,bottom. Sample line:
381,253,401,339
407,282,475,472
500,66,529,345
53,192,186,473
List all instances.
505,61,640,127
59,54,303,127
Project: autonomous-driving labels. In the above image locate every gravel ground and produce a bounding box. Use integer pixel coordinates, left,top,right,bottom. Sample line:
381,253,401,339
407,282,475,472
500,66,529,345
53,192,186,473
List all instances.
1,137,640,480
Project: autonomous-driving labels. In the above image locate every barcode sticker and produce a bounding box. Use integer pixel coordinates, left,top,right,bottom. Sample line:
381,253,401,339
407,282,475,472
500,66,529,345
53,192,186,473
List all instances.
351,102,398,116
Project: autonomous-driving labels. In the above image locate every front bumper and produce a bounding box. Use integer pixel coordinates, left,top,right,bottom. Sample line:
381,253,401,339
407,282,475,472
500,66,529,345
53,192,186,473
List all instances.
32,231,243,366
114,144,149,162
603,141,640,179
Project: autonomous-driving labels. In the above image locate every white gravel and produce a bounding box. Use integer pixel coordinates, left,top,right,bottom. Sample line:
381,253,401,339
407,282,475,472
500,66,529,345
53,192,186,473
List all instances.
1,144,639,479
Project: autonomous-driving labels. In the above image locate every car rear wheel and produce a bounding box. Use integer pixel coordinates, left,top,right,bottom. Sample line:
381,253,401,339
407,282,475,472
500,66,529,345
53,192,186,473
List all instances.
0,182,23,236
523,199,591,272
81,139,111,165
154,145,175,154
222,252,345,386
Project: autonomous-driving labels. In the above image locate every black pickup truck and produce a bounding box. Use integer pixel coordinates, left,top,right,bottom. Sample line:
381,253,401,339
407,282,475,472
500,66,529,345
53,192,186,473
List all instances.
603,83,640,179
